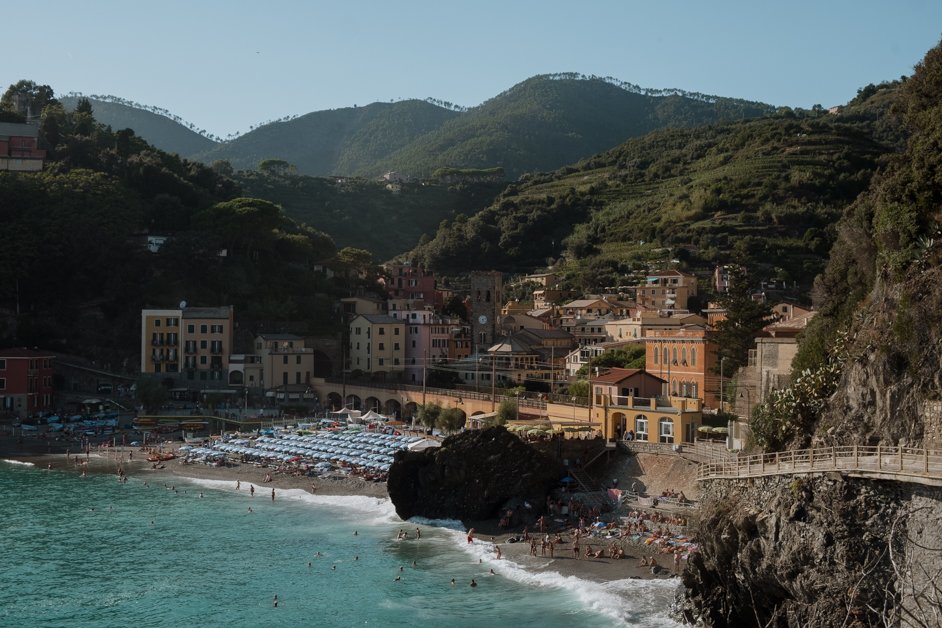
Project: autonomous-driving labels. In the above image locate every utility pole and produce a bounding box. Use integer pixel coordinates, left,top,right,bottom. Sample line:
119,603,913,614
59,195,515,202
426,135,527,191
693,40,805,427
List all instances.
720,356,726,413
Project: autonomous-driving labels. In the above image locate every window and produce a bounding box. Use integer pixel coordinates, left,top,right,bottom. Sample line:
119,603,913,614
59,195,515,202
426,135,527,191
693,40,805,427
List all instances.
379,358,385,366
653,348,658,365
691,348,697,366
394,343,400,350
187,324,195,333
200,324,207,333
634,416,648,441
394,328,400,335
379,343,385,350
296,356,301,364
0,377,5,390
211,324,223,333
659,418,674,444
379,328,385,335
283,356,288,365
296,372,301,384
355,327,362,335
167,317,179,327
154,319,161,327
200,340,207,349
200,356,207,365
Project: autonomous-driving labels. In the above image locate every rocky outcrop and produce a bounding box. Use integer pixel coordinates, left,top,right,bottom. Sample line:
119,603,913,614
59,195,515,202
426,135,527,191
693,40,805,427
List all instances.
386,426,565,522
677,474,942,627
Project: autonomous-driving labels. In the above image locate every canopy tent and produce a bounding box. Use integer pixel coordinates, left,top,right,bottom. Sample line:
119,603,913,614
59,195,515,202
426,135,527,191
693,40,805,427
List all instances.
360,410,388,422
407,438,442,452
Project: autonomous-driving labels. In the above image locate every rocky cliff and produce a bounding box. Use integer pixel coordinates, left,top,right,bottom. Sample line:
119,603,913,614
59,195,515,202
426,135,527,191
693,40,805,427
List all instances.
677,475,942,627
680,40,942,626
386,426,565,522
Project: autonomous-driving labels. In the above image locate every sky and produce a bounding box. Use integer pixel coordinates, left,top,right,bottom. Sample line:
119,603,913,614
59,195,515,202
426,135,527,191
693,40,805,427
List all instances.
6,1,941,138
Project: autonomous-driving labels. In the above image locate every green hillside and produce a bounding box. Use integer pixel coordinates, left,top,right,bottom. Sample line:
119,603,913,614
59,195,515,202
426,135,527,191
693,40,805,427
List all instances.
411,83,904,294
363,75,773,179
195,99,460,175
190,75,772,178
235,170,505,262
60,95,218,156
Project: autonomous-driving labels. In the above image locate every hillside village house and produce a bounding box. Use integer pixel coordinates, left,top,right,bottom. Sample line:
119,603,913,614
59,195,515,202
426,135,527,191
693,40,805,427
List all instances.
254,334,316,400
634,269,698,312
140,306,235,396
0,348,56,419
644,323,721,408
589,367,702,444
347,314,406,379
0,122,45,171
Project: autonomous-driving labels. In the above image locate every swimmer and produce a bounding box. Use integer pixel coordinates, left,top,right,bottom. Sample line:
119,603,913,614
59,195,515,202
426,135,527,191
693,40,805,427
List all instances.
394,575,401,581
354,531,358,536
416,527,421,539
412,561,417,568
316,551,322,557
271,488,275,501
489,569,495,575
273,594,278,608
248,507,254,513
469,579,477,588
332,565,336,571
199,492,203,498
450,578,456,586
355,556,359,561
308,562,312,568
399,566,404,572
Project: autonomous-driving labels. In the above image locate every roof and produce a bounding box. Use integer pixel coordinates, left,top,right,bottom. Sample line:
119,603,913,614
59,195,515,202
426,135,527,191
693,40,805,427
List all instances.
0,347,55,358
561,299,609,309
256,333,303,341
0,122,39,137
357,314,405,325
182,306,232,320
593,368,666,385
763,310,817,335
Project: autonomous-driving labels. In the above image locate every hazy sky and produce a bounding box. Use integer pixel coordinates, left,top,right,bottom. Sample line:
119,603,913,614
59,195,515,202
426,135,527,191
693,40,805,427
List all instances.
6,1,941,137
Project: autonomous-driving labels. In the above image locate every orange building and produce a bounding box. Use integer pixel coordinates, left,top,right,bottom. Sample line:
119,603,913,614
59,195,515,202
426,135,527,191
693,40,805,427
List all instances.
644,324,721,408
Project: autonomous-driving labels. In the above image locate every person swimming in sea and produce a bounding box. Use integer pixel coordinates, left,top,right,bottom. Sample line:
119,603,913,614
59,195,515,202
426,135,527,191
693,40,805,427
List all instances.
469,579,477,588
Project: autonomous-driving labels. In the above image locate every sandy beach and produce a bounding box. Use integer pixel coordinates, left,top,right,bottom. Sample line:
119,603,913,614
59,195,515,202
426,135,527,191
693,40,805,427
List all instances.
5,432,692,585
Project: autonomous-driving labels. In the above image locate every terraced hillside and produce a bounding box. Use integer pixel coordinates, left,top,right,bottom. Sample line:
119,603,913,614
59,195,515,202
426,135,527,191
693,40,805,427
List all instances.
411,84,903,294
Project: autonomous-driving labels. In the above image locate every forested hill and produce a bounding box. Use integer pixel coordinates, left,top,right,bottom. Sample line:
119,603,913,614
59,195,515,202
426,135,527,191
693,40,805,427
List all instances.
362,75,774,179
196,75,772,178
0,88,351,368
194,99,460,175
410,80,905,294
60,96,218,156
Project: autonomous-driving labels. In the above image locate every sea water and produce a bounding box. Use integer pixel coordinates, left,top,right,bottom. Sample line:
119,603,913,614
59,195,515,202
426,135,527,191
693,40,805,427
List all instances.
0,460,679,627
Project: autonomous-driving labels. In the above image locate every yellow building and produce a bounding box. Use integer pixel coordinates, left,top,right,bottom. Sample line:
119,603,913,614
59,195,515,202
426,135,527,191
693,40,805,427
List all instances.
348,314,406,377
589,368,702,443
141,306,234,385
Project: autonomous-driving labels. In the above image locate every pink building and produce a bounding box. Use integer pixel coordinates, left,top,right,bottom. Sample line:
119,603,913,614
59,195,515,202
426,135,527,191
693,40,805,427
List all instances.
0,348,56,418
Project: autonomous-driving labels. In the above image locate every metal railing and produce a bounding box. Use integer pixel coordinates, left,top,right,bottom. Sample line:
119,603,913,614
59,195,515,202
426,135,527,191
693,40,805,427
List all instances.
697,445,942,487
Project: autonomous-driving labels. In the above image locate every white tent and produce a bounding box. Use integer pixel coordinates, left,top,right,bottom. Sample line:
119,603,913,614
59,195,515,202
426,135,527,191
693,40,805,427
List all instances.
408,438,442,452
361,410,388,422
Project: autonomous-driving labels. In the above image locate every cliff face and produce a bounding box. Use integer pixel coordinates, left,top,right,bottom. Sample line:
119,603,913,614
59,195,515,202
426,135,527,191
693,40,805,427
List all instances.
818,267,942,451
386,426,565,522
678,475,942,627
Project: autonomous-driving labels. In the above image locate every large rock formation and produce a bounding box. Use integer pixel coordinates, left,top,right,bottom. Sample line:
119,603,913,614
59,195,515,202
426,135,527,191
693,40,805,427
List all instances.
676,475,942,627
386,426,566,522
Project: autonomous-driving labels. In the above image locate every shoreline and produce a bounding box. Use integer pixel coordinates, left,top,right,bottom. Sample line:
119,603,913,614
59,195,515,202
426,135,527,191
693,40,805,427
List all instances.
6,443,688,585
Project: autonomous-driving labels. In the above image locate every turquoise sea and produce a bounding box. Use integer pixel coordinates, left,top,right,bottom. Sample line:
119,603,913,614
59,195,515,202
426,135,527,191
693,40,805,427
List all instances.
0,459,678,627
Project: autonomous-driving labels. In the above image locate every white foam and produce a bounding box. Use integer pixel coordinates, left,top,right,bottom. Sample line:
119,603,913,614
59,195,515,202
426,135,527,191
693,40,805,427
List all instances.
177,476,399,522
439,526,678,627
2,459,35,467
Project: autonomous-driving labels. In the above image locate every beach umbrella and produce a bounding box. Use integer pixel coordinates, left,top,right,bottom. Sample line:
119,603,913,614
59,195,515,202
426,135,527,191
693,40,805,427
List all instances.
697,425,712,433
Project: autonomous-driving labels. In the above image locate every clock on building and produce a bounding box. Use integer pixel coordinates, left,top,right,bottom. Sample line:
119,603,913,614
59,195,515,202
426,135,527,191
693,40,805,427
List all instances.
478,315,488,325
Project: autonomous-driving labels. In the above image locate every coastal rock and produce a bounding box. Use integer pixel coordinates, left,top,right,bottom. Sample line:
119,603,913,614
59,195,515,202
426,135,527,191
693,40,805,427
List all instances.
386,426,565,522
677,475,942,626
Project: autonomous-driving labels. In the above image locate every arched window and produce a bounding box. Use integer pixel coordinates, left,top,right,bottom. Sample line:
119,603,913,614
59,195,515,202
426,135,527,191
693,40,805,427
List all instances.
653,347,658,365
662,347,668,364
672,348,678,364
634,415,649,441
681,347,687,365
691,347,697,366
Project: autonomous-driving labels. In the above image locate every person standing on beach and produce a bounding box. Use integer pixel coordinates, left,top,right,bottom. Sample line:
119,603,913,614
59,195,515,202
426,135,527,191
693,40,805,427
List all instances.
271,487,275,502
250,485,255,497
237,480,241,490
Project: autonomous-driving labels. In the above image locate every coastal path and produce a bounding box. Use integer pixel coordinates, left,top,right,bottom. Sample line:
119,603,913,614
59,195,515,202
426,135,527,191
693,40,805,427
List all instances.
697,444,942,487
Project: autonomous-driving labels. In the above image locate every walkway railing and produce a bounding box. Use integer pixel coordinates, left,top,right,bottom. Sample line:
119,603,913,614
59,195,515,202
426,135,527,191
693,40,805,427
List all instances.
697,444,942,487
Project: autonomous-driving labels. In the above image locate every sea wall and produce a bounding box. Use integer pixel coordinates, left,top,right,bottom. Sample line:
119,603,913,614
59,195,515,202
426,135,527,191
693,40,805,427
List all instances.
677,474,942,626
